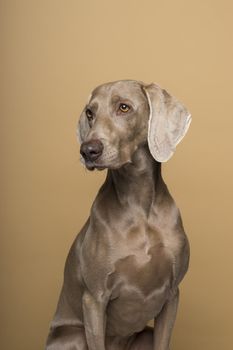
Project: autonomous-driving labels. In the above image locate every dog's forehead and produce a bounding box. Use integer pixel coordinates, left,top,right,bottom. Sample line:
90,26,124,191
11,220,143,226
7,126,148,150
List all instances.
90,80,145,104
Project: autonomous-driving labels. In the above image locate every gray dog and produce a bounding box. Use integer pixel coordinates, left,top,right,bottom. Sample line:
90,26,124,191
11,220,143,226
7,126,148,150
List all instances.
46,80,191,350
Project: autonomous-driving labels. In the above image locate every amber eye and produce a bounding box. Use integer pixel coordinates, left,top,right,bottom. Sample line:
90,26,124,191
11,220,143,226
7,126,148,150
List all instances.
86,108,93,120
119,103,130,113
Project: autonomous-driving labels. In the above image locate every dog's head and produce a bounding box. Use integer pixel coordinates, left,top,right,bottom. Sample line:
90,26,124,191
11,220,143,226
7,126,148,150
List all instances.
77,80,191,170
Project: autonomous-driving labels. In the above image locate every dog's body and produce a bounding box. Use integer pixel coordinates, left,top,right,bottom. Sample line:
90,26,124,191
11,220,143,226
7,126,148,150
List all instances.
46,80,191,350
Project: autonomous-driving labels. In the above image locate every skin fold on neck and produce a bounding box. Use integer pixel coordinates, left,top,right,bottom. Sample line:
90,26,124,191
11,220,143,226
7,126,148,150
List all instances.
98,144,170,217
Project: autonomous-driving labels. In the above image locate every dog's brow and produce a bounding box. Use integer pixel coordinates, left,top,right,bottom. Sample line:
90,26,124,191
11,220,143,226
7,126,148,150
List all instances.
87,101,98,111
111,95,135,107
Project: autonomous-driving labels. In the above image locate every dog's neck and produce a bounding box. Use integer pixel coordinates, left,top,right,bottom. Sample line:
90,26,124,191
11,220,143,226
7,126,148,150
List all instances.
106,144,167,213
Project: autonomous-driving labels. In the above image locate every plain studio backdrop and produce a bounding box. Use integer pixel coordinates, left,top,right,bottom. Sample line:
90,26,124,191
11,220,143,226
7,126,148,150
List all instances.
1,1,233,349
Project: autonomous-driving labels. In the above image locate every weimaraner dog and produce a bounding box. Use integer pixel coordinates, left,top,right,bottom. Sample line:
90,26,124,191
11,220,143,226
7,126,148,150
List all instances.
46,80,191,350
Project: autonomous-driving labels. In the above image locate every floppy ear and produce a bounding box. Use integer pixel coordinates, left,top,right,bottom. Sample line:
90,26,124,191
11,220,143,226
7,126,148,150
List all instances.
76,94,92,144
143,83,191,162
77,109,90,144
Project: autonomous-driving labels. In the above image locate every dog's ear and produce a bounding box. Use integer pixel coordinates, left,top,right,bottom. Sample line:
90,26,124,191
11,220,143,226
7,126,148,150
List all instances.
143,83,191,162
77,109,89,144
76,94,92,144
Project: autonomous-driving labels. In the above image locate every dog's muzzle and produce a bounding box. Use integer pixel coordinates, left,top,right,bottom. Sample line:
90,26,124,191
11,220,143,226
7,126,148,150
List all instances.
80,139,104,163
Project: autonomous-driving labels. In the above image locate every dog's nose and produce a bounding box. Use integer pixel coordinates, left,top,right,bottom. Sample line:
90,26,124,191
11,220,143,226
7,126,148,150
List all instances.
80,139,104,162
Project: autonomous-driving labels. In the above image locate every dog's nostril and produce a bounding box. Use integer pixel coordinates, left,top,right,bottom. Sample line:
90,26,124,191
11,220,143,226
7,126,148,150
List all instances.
89,149,98,155
80,140,104,162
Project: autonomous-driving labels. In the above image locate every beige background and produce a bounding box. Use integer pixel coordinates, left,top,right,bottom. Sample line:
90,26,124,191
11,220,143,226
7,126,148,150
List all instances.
1,0,233,349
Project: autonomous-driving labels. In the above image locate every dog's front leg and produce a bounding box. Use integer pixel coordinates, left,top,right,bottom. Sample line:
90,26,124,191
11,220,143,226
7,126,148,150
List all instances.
153,289,179,350
82,291,107,350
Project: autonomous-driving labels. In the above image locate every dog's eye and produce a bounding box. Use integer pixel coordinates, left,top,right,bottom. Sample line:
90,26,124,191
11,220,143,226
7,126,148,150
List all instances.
86,109,94,120
119,103,130,113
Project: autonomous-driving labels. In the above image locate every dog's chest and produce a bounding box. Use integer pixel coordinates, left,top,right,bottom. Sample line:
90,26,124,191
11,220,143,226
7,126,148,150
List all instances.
81,220,174,301
108,225,172,297
103,223,173,336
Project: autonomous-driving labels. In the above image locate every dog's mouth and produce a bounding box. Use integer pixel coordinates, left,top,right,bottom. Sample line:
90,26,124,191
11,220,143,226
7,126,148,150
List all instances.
83,154,133,171
81,150,124,171
80,155,106,171
85,161,106,171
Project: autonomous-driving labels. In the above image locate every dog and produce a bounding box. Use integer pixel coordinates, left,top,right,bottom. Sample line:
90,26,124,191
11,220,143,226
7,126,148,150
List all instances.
46,80,191,350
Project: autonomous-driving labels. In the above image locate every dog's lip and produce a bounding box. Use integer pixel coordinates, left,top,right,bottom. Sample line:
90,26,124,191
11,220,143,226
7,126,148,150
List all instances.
85,161,106,171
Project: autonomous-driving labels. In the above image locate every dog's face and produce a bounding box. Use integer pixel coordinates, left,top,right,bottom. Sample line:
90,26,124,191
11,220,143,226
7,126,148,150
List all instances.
78,80,150,170
78,80,191,170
